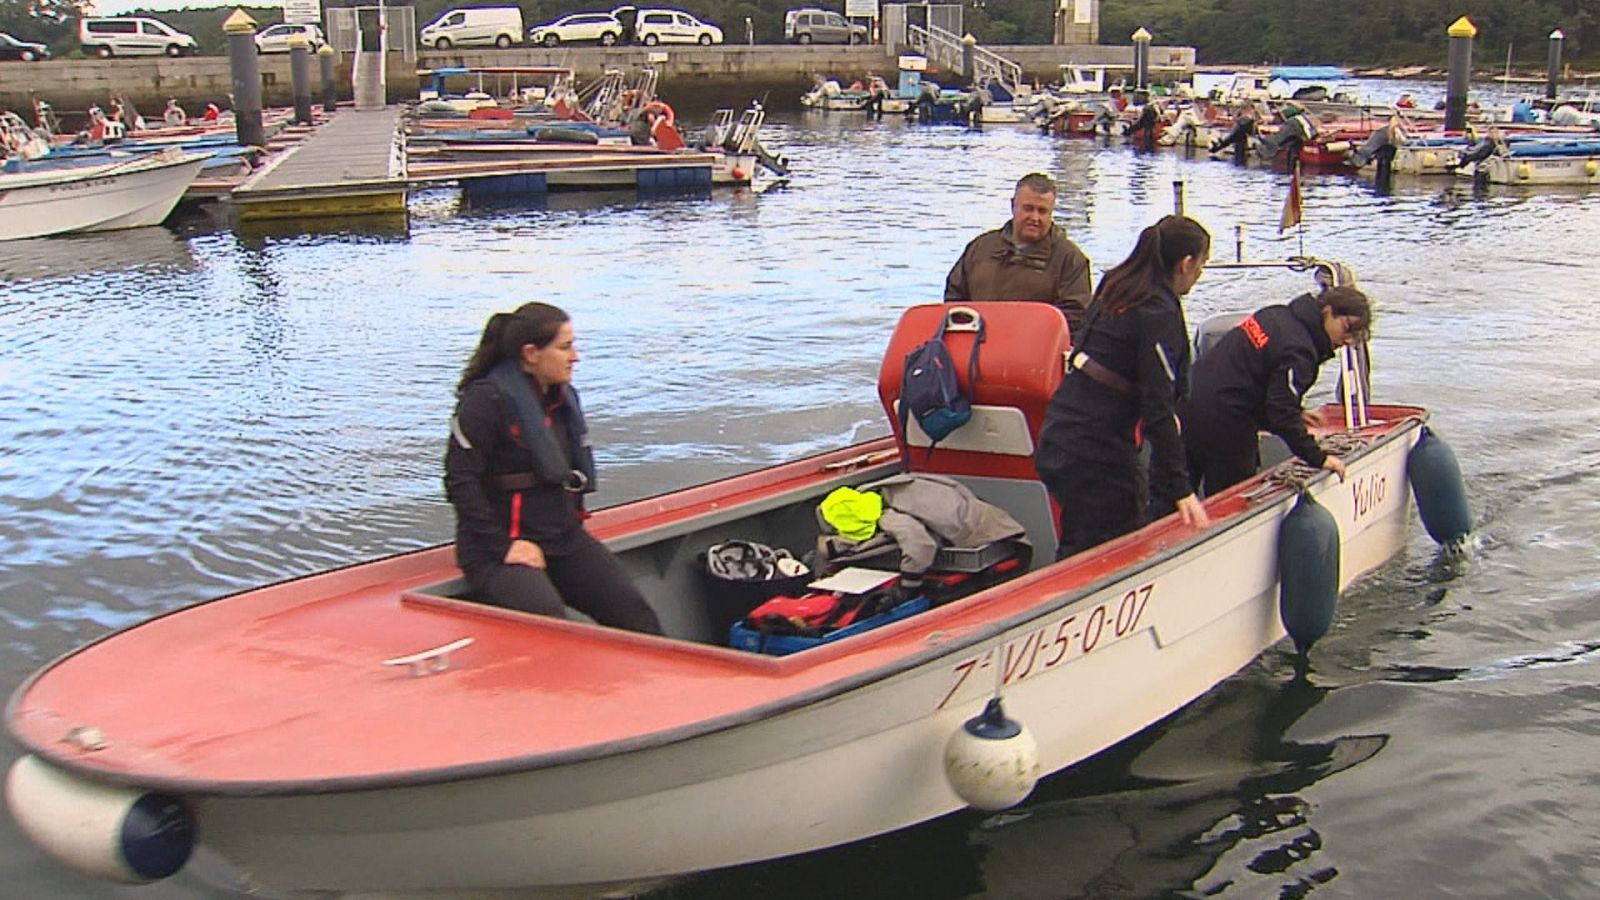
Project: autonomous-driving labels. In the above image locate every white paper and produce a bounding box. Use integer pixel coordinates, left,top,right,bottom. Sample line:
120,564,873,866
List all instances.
807,567,897,594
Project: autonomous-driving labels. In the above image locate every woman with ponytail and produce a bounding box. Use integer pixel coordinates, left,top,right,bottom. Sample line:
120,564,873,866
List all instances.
1035,215,1213,558
445,303,662,634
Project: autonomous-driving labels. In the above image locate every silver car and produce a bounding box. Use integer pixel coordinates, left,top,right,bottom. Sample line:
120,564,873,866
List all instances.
784,8,867,45
254,23,325,54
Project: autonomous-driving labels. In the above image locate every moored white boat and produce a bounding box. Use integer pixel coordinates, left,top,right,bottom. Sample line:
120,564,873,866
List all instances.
5,262,1469,896
1458,145,1600,185
0,149,208,241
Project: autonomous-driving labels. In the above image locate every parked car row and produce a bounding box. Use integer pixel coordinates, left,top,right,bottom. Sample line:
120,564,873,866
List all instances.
0,6,868,62
423,6,726,50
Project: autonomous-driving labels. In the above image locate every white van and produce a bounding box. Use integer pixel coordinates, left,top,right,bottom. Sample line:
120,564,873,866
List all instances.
78,16,198,58
419,7,524,49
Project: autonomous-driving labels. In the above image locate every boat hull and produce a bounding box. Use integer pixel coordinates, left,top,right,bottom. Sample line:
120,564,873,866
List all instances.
1464,152,1600,185
0,153,207,241
11,418,1422,895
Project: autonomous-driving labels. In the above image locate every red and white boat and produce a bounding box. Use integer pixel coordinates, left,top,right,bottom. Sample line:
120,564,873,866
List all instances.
5,261,1467,896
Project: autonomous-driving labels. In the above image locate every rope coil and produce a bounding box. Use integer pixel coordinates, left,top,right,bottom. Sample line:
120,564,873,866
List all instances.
1259,431,1371,493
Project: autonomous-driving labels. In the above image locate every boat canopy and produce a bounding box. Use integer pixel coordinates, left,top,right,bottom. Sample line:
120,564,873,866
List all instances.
1268,66,1350,81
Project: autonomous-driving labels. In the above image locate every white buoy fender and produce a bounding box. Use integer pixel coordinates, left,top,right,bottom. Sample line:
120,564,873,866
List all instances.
1406,426,1472,547
1277,492,1341,656
943,697,1040,811
5,755,194,883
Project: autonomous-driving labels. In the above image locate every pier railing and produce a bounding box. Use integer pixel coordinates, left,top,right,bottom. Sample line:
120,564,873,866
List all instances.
905,23,1022,94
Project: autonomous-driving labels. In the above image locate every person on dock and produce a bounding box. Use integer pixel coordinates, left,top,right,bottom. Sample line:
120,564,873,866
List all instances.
1176,286,1372,498
944,172,1094,336
445,302,663,634
1034,215,1212,559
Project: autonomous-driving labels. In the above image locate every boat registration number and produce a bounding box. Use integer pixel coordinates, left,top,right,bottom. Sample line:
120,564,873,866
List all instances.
48,177,117,195
937,581,1154,710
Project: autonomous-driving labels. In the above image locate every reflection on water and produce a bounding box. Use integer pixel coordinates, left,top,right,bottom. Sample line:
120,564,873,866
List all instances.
654,675,1386,900
1,82,1599,899
0,227,199,284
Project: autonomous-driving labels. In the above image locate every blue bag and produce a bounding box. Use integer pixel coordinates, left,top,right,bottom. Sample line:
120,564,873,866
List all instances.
899,309,985,454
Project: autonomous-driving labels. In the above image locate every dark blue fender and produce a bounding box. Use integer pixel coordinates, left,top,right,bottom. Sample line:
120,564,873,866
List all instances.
1278,492,1341,656
1407,426,1472,547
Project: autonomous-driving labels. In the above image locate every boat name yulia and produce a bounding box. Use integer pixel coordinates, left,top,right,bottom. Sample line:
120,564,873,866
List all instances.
938,581,1155,709
1351,472,1388,522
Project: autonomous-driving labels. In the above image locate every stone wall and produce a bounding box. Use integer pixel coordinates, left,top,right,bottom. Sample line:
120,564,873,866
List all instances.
0,44,1197,116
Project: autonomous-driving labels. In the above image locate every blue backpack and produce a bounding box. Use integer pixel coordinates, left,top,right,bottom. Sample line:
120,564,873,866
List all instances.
899,309,985,456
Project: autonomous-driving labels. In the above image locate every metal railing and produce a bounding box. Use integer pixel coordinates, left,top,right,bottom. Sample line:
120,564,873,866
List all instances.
905,23,1022,93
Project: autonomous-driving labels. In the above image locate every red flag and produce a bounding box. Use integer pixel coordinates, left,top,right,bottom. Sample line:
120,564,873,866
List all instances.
1278,167,1302,233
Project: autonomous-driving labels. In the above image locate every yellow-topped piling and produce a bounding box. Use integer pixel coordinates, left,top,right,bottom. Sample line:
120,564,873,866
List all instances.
223,9,257,35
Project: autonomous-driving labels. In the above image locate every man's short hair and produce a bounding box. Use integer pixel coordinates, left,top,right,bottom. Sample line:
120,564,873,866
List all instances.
1014,172,1057,198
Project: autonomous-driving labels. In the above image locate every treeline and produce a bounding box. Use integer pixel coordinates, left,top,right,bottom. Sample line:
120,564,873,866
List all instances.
1100,0,1595,68
4,0,1594,65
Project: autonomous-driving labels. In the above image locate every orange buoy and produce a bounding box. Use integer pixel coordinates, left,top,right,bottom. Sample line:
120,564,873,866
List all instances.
731,166,747,180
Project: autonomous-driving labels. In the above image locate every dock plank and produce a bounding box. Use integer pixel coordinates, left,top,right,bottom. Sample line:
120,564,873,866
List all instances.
235,107,405,197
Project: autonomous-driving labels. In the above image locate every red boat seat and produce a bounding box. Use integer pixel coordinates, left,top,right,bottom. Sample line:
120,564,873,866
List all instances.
877,301,1071,483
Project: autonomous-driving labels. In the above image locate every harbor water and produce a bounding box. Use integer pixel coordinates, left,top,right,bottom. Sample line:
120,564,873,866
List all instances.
2,80,1598,898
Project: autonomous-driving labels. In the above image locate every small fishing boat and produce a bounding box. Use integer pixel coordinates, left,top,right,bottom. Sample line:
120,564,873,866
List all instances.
5,260,1469,896
0,149,209,241
799,75,890,112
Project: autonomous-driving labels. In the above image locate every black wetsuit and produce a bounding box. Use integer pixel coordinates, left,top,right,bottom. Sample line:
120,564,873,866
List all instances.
1176,293,1334,497
445,375,661,633
1035,286,1193,558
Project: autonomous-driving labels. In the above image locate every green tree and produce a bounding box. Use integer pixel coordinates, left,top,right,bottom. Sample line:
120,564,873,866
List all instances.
0,0,87,45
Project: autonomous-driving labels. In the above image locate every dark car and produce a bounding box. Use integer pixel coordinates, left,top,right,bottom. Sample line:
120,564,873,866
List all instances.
0,31,49,61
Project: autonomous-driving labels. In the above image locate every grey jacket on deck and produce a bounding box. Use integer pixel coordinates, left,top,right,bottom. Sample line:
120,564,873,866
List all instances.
820,474,1030,575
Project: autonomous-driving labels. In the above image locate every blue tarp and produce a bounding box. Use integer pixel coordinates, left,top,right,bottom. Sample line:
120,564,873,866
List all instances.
1270,66,1350,81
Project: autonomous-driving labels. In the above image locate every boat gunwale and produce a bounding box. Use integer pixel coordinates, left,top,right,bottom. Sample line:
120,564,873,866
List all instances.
6,412,1427,796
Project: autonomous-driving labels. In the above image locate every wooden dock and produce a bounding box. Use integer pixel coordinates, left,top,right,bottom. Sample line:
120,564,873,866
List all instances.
229,108,407,221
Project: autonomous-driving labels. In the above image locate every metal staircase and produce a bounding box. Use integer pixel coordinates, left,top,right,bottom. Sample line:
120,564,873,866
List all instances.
905,23,1022,95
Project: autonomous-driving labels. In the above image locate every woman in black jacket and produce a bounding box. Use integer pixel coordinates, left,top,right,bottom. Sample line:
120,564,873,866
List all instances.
1177,286,1373,497
445,302,661,633
1035,215,1213,559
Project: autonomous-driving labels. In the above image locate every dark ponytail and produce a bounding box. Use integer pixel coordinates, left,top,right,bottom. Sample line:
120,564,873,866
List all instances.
457,302,571,394
1092,215,1211,315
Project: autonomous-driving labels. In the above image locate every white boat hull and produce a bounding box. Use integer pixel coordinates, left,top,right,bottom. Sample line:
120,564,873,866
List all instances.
976,103,1036,125
0,153,207,241
129,424,1423,895
1462,153,1600,185
1384,144,1462,175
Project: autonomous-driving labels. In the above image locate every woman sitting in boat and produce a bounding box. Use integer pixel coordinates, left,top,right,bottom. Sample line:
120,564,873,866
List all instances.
445,303,663,634
1176,286,1373,498
1035,215,1212,559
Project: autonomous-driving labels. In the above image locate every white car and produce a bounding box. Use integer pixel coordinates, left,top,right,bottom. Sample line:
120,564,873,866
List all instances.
254,23,325,54
528,12,624,47
77,16,197,58
633,9,722,46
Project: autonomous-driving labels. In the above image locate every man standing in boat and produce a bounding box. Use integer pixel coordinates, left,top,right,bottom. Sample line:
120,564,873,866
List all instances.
944,172,1093,337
